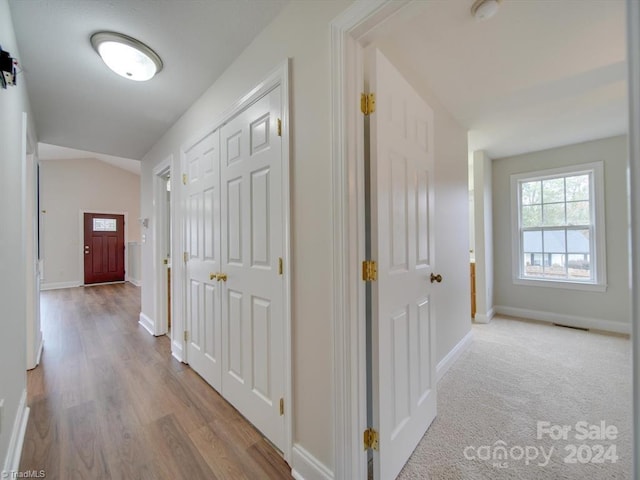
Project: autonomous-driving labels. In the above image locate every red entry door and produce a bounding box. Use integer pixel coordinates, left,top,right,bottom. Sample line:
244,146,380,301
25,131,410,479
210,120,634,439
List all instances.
83,213,125,284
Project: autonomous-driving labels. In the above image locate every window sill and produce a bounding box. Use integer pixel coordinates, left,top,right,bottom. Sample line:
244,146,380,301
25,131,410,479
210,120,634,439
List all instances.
513,277,607,292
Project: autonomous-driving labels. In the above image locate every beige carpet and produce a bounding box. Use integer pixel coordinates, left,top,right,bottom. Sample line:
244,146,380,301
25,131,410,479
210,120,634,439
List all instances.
398,316,632,480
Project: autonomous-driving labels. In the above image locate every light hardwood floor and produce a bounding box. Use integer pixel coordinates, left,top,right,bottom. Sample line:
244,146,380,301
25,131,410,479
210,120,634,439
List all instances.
20,283,293,480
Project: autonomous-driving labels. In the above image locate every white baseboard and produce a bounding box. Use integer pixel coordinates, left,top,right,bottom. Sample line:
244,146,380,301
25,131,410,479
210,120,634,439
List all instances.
494,305,630,335
138,312,155,335
436,330,473,382
2,389,30,476
171,341,184,363
474,306,495,324
127,279,142,287
40,280,82,291
27,336,44,371
291,444,334,480
35,335,43,367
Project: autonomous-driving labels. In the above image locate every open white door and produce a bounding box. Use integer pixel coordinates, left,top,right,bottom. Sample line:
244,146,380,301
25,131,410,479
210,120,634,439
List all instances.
369,48,437,480
184,129,223,391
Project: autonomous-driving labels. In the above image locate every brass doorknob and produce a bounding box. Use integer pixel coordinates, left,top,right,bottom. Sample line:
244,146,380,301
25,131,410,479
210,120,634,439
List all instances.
430,273,443,283
217,273,228,282
210,273,216,280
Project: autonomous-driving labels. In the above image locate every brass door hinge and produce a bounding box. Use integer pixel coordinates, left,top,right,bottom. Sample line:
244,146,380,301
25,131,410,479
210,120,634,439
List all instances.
279,398,284,416
361,93,376,116
277,118,282,137
183,330,188,342
182,173,187,185
278,257,283,275
363,428,379,451
362,260,377,281
183,252,188,263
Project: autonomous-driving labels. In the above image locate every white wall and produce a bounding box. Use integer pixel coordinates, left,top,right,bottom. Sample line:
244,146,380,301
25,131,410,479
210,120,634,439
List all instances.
139,0,352,473
493,135,630,332
473,150,494,323
39,158,140,289
374,44,473,368
0,0,35,470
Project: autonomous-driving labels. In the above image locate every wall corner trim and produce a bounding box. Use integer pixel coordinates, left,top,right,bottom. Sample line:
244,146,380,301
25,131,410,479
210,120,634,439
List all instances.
138,312,155,336
474,307,495,324
171,341,184,363
436,330,474,382
291,444,334,480
30,337,44,371
2,389,30,476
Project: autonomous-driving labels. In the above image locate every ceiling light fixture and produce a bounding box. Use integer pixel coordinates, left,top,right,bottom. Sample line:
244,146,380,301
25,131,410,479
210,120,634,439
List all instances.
90,32,162,81
471,0,501,21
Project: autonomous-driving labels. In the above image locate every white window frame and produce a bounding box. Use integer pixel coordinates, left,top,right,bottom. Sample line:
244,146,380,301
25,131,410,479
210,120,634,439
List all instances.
510,161,607,292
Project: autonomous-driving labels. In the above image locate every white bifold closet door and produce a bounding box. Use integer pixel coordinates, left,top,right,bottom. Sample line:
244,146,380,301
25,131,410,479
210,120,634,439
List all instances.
185,86,285,451
185,129,223,391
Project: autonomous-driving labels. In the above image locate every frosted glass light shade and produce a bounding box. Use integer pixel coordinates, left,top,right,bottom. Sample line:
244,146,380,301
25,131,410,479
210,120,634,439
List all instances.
91,32,162,82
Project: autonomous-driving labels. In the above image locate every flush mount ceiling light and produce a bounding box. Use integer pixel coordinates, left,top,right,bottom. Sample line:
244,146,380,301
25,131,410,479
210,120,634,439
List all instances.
471,0,501,21
90,31,162,81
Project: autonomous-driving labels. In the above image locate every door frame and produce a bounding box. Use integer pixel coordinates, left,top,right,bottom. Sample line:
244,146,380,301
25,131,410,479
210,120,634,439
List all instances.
78,210,129,285
153,157,173,337
330,2,416,478
331,1,640,479
178,59,293,462
23,113,42,370
627,0,640,476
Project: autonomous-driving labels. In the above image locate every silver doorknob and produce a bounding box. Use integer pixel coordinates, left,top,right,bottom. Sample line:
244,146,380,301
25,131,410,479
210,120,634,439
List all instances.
430,273,443,283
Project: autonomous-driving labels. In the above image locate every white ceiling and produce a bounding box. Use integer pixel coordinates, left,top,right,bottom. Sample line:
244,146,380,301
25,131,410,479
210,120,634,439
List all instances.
8,0,289,161
374,0,627,159
9,1,628,164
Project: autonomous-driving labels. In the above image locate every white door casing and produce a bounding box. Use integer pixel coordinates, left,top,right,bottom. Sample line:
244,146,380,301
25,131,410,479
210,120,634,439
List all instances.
185,129,223,391
369,48,437,480
220,86,285,450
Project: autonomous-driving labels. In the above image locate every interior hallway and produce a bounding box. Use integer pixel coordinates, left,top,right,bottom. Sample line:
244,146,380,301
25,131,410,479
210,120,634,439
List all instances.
20,283,293,480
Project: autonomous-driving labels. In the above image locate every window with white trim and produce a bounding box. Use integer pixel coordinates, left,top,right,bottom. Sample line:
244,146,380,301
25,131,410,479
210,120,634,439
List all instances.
511,162,606,291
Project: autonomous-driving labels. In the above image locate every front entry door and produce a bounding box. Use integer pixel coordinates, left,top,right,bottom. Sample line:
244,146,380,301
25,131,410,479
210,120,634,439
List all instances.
83,213,125,284
369,49,437,480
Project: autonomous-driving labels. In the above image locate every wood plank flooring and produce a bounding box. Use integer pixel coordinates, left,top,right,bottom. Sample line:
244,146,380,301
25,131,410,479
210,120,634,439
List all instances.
20,283,293,480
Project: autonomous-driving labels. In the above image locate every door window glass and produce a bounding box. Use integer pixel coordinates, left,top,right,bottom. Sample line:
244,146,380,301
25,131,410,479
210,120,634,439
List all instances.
93,218,117,231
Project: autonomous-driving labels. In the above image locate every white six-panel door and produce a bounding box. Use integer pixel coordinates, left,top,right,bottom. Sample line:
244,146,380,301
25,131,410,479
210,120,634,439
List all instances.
185,129,223,391
183,86,285,452
220,87,285,450
369,49,437,480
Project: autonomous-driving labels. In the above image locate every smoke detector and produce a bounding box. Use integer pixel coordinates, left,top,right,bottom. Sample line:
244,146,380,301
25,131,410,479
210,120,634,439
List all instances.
471,0,501,21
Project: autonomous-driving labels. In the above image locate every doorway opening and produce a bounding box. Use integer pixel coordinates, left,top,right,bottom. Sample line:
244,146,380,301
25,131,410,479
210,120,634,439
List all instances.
331,1,632,479
163,173,172,335
153,160,173,338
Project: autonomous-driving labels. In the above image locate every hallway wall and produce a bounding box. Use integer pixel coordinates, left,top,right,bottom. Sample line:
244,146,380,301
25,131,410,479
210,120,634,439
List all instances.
139,0,352,476
0,0,36,470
